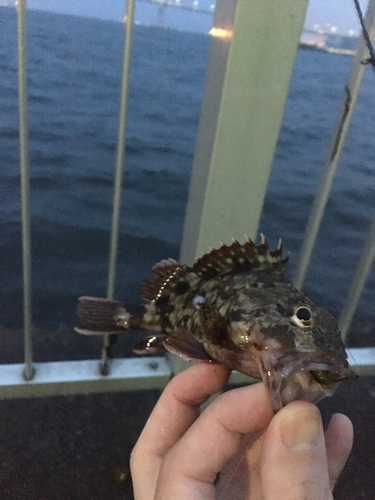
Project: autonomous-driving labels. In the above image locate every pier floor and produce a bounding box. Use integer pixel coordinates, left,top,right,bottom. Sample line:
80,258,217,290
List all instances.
0,328,373,499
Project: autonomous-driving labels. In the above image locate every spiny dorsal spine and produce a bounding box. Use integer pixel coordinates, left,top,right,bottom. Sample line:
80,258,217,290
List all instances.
192,235,287,276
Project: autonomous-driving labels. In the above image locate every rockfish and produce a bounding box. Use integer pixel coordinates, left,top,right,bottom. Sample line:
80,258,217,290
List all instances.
75,235,356,411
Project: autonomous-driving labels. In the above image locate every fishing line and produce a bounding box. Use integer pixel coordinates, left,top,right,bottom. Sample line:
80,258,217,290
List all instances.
353,0,375,72
216,438,249,500
216,430,264,500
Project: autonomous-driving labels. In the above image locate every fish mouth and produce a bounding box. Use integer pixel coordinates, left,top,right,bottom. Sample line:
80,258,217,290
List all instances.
260,351,357,412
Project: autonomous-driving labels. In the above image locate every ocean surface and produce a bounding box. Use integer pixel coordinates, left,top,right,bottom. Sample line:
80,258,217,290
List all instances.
1,7,374,350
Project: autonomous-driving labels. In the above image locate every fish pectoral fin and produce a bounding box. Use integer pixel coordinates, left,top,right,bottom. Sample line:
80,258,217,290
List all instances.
163,330,212,361
75,296,131,334
133,335,166,355
200,308,236,350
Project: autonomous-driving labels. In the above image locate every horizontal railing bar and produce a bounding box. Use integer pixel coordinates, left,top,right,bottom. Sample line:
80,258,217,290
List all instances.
345,347,375,377
0,357,172,399
0,348,371,399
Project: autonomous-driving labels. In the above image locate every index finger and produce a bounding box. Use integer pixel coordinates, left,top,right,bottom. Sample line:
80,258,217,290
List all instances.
154,381,273,500
130,362,230,499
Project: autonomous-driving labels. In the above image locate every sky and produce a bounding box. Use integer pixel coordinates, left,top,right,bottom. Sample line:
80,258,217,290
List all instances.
24,0,370,35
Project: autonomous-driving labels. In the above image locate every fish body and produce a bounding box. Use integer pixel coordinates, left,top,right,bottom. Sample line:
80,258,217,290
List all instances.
76,236,356,411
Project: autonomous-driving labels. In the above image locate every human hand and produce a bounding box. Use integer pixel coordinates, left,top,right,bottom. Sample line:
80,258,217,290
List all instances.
130,363,353,500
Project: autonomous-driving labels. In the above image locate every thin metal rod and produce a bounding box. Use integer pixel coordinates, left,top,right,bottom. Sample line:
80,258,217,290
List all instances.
101,0,136,375
16,0,34,381
292,0,375,290
339,220,375,340
107,0,136,300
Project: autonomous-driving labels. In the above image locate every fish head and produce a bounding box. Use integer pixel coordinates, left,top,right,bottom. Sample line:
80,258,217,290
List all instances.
221,272,357,411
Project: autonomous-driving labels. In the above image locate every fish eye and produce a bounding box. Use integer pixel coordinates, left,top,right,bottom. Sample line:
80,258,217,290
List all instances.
192,295,206,309
290,306,313,328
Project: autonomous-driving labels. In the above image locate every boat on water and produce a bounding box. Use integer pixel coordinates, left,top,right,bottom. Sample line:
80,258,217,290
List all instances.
299,39,355,56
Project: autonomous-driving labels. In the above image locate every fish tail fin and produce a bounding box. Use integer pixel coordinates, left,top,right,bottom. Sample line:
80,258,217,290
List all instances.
75,296,131,335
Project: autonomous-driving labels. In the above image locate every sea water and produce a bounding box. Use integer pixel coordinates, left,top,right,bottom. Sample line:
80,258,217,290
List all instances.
1,7,374,348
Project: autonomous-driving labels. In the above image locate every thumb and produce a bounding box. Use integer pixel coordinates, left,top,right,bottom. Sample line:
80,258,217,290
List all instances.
261,401,333,500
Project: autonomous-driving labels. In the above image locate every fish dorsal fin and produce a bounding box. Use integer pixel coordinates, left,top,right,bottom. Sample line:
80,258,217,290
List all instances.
193,235,288,276
139,258,187,302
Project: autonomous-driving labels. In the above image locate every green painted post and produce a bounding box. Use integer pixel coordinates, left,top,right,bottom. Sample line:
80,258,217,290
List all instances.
180,0,308,265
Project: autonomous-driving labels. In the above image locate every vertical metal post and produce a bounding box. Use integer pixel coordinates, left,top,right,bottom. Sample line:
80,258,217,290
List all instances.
101,0,136,375
175,0,308,377
16,0,34,381
339,220,375,340
180,0,308,265
292,0,375,290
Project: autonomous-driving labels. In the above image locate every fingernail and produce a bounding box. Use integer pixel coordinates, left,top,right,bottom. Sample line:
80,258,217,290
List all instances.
279,404,321,450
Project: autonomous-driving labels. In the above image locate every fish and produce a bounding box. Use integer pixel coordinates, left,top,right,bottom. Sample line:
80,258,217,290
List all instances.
75,235,357,411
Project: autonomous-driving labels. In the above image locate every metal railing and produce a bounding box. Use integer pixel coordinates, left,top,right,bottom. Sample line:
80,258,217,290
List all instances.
292,0,375,339
16,0,34,382
1,0,374,399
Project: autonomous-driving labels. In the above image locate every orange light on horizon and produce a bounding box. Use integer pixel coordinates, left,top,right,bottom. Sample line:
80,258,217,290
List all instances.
209,27,233,39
